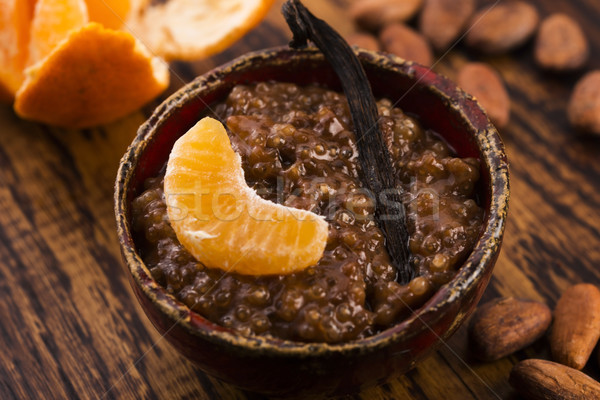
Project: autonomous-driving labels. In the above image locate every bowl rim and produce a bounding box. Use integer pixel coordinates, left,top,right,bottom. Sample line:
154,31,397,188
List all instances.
115,46,509,357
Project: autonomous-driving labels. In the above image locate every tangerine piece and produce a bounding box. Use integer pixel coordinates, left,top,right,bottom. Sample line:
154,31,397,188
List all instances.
85,0,130,30
0,0,36,101
27,0,88,66
14,22,169,128
126,0,276,61
164,117,329,276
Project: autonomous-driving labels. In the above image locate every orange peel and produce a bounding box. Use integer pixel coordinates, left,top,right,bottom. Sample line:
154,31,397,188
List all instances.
14,23,169,128
85,0,131,30
28,0,88,66
0,0,36,101
126,0,276,61
2,0,276,127
164,117,329,276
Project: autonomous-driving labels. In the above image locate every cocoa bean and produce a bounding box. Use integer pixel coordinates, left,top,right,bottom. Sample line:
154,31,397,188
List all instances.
458,62,510,129
510,359,600,400
350,0,423,32
379,23,433,67
465,2,539,54
550,283,600,370
535,13,589,71
418,0,475,52
346,32,381,52
469,297,551,361
567,71,600,136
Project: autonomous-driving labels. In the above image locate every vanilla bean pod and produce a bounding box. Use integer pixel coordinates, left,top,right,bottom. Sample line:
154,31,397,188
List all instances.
282,0,414,283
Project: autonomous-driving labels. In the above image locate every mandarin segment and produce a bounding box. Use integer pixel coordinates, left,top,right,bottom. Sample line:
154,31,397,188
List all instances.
126,0,276,61
164,117,329,276
28,0,88,66
0,0,36,101
85,0,130,30
14,22,169,128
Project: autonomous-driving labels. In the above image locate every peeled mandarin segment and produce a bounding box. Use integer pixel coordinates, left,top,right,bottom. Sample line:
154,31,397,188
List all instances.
27,0,88,66
84,0,130,30
164,117,329,276
14,22,169,128
0,0,36,101
126,0,276,61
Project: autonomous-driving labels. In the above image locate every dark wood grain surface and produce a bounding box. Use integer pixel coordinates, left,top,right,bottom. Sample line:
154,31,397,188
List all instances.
1,0,599,399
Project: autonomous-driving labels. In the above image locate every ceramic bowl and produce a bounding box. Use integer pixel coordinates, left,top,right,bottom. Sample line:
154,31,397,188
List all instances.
115,47,509,398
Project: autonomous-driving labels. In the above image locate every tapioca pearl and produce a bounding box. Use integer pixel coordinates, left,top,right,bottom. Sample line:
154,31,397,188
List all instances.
246,286,270,306
430,253,450,272
418,153,447,181
235,305,251,322
297,323,317,340
279,289,304,314
446,158,480,194
367,228,385,246
341,260,361,277
177,264,196,285
442,227,467,248
461,199,480,221
377,104,391,117
320,319,343,343
349,284,366,304
393,117,423,144
249,97,266,108
409,232,424,254
371,261,396,282
180,287,199,308
249,145,277,164
298,145,311,160
275,123,296,138
173,249,193,265
284,163,302,181
215,291,233,308
335,304,353,322
250,162,278,180
192,274,212,294
266,133,286,149
308,284,327,300
422,235,442,255
314,143,326,156
316,182,335,200
373,303,396,326
198,296,214,314
409,276,430,296
332,247,348,261
335,209,356,225
145,225,164,244
236,325,252,337
283,83,298,95
302,158,322,176
342,230,360,249
250,314,271,334
340,146,354,159
344,192,375,217
353,309,372,328
430,141,449,157
132,188,160,214
305,307,321,325
221,315,234,328
255,82,271,94
415,191,440,216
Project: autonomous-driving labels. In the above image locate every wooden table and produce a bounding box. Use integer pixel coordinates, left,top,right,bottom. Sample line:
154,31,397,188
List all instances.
1,0,599,398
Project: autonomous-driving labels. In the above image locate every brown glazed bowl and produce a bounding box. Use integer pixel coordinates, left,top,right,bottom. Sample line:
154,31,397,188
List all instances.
115,47,509,398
